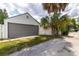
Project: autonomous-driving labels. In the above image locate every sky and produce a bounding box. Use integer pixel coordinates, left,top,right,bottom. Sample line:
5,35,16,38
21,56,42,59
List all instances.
0,3,79,22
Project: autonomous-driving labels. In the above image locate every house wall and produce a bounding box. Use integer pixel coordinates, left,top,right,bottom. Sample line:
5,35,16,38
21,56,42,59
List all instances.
0,13,52,39
3,21,8,39
39,26,52,35
0,24,5,39
5,13,39,25
0,25,52,39
2,13,39,39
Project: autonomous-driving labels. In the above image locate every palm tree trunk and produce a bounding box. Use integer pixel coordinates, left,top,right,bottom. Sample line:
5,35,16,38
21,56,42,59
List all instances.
51,25,60,36
51,26,56,36
56,27,59,36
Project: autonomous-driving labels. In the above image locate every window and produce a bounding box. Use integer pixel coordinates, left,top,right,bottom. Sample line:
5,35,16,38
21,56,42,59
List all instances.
26,15,29,19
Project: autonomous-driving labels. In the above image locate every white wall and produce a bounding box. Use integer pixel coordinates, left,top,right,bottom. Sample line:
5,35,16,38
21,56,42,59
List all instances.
0,25,52,38
0,24,5,38
0,13,52,39
5,13,39,25
3,21,8,38
39,26,52,35
2,13,39,38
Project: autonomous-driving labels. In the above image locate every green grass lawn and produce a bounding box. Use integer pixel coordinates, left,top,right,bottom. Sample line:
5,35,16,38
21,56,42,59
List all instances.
0,35,61,56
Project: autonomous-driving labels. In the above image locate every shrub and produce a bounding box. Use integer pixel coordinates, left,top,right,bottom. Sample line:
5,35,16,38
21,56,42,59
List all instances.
0,38,32,55
0,35,55,56
62,30,69,36
61,27,69,36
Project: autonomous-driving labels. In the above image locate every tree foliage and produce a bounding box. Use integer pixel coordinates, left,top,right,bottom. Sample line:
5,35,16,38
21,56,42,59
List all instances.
42,3,68,13
40,13,71,35
40,16,49,29
41,3,70,36
0,9,8,24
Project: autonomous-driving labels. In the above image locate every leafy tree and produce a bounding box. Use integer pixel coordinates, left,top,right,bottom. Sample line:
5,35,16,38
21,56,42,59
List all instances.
60,15,71,35
72,19,78,32
0,9,8,39
40,16,50,34
42,3,68,14
40,16,49,29
50,14,71,35
40,13,71,36
76,23,79,30
50,13,61,35
42,3,68,36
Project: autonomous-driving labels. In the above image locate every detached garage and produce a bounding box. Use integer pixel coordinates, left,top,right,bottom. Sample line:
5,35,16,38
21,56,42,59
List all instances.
3,12,39,38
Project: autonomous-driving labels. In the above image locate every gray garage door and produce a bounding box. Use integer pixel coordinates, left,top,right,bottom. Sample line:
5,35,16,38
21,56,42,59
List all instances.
8,23,39,38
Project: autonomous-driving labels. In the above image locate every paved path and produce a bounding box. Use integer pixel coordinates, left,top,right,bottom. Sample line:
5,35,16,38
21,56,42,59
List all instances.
9,32,79,56
0,36,38,42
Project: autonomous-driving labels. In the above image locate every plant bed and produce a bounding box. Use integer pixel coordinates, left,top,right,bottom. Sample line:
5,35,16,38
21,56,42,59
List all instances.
0,35,62,56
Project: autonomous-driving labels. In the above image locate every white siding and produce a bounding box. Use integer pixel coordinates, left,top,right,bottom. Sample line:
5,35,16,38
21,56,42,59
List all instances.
5,13,39,25
1,13,39,39
39,26,52,35
3,21,8,38
0,13,52,38
0,24,6,39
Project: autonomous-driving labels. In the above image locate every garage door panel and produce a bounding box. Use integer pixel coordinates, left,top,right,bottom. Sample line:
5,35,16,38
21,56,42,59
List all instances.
8,23,38,38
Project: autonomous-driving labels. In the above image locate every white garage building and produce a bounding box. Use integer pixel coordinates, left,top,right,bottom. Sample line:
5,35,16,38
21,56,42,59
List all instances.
0,12,52,39
0,13,39,38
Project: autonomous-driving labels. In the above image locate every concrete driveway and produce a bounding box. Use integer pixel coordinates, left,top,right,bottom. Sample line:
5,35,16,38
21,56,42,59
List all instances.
9,32,79,56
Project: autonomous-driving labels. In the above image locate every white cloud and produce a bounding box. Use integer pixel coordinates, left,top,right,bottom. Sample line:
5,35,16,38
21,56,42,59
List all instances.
0,3,47,22
11,3,48,21
0,3,79,22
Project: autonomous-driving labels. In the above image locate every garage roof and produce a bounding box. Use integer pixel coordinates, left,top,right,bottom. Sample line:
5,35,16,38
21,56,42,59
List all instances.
5,12,40,25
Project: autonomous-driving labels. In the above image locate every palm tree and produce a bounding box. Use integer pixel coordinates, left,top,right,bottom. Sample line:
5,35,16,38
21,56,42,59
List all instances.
59,14,71,35
40,16,49,34
42,3,68,14
50,12,61,35
42,3,68,35
0,9,8,39
41,13,71,36
40,16,49,29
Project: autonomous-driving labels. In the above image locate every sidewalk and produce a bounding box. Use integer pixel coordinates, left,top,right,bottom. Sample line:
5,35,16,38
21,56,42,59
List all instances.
0,36,38,43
